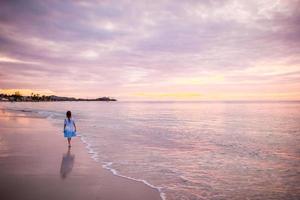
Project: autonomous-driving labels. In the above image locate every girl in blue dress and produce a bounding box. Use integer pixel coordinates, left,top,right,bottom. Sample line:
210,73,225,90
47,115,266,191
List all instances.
64,111,77,147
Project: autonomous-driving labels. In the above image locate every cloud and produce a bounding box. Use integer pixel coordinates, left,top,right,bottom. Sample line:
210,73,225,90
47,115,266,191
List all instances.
0,0,299,100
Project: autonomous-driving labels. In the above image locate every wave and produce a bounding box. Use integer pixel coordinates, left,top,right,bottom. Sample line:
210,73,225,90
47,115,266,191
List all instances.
102,162,166,200
78,134,166,200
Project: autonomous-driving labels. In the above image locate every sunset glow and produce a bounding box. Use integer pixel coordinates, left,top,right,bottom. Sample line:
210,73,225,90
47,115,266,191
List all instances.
0,0,299,100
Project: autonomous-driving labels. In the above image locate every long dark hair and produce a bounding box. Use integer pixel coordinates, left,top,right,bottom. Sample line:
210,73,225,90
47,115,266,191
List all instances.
66,111,71,122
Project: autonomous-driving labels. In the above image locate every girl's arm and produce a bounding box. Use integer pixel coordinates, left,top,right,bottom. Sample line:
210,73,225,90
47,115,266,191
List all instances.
63,119,66,131
73,121,77,132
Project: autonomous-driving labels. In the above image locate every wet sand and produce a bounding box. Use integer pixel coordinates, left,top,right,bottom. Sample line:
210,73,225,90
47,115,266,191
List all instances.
0,109,162,200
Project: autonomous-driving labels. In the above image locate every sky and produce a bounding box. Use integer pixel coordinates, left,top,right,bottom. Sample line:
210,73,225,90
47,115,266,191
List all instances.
0,0,299,101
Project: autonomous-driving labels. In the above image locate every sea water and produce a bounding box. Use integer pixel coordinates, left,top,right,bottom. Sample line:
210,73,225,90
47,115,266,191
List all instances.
1,101,300,200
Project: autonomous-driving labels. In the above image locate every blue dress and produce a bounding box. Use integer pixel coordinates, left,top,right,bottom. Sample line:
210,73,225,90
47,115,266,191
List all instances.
64,119,76,138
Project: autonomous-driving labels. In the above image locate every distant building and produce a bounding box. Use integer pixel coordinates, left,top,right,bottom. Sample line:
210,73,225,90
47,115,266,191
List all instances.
0,97,9,101
23,96,32,101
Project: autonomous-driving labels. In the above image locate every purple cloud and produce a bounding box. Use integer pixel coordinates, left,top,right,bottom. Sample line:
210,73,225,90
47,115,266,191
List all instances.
0,0,299,100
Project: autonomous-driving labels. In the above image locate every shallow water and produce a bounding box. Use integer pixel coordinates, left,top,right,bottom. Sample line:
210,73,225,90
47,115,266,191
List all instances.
1,101,300,200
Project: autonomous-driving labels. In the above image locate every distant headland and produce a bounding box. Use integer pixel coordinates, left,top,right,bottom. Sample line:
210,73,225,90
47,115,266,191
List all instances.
0,92,117,102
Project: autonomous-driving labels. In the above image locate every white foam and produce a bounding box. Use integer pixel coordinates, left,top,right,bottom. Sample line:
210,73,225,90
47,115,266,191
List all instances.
78,135,166,200
102,162,167,200
79,135,99,162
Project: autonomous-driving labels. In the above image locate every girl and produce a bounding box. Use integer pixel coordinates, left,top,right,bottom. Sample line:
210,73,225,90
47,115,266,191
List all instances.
64,111,77,147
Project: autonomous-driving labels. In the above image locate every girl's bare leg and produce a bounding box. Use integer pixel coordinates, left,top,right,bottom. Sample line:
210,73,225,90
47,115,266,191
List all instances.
67,138,71,147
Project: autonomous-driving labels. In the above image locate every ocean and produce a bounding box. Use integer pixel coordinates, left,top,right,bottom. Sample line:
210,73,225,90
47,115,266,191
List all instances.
1,101,300,200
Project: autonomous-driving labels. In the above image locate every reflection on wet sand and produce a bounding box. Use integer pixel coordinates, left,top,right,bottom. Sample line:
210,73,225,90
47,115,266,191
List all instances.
60,147,75,179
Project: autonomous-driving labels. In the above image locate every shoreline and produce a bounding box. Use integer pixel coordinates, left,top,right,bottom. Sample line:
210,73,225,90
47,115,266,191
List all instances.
2,105,167,200
79,135,167,200
0,107,162,200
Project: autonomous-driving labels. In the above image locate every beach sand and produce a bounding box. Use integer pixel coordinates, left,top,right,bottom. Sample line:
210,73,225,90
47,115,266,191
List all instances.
0,109,162,200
